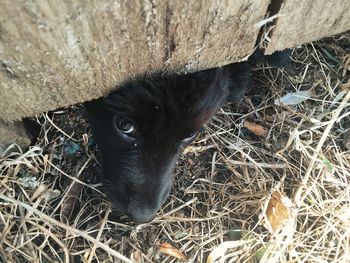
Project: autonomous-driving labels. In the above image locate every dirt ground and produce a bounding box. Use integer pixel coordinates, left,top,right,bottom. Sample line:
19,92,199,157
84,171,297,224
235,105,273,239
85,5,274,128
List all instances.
1,32,350,263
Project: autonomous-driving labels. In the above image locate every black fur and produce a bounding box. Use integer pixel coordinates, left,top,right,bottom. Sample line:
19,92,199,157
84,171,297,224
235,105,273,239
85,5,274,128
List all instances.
85,67,233,223
85,50,290,223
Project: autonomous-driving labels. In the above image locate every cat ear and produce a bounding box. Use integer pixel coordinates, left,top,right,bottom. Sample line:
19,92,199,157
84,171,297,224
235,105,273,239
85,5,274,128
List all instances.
190,68,230,129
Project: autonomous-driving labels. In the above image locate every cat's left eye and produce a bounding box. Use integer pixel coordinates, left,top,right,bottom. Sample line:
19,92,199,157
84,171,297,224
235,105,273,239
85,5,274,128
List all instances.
112,115,136,139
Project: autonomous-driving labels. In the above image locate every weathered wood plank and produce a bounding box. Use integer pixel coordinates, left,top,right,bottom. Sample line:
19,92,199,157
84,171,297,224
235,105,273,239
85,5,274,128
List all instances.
0,0,269,121
265,0,350,54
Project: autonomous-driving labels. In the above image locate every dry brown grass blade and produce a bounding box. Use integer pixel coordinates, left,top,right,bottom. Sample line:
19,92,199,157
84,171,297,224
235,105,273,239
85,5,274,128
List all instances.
0,194,133,263
294,89,350,205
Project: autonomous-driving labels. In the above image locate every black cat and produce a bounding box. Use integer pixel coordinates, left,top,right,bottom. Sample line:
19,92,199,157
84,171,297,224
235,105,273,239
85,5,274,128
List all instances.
85,50,290,223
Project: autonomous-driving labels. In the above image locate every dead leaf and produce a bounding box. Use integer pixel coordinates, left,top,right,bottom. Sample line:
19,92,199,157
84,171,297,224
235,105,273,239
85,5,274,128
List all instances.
264,191,294,232
274,89,312,106
206,240,253,263
130,250,142,263
157,242,187,260
243,121,268,137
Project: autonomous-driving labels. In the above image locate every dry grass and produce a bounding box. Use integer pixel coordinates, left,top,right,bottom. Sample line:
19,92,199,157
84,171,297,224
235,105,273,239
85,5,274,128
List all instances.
1,33,350,263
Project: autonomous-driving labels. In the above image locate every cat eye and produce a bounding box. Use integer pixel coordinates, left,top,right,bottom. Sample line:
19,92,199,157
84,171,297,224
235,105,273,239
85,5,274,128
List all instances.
113,115,136,138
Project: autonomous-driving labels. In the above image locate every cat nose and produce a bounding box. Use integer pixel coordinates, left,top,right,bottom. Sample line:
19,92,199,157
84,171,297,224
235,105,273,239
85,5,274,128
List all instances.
126,205,157,223
126,182,172,223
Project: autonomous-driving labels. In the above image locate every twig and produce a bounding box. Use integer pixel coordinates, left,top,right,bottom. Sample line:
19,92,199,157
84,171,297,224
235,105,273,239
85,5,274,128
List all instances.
87,207,111,263
227,160,287,169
